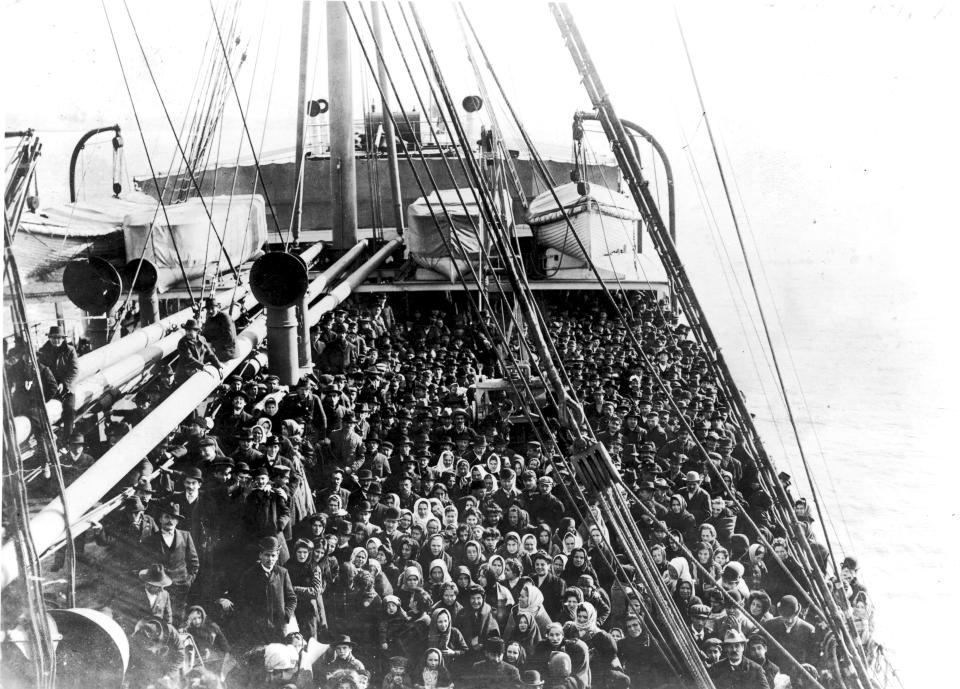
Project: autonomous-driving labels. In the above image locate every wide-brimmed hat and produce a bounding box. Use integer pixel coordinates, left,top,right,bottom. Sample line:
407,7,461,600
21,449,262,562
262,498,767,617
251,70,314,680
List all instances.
723,629,748,645
48,326,65,337
138,564,172,587
159,502,182,518
331,634,355,647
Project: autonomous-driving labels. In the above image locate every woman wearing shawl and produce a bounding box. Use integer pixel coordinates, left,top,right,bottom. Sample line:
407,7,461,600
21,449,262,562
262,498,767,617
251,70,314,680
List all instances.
484,453,502,477
746,590,774,624
536,524,560,557
575,602,628,689
423,517,443,539
618,614,665,689
348,569,383,657
497,533,533,574
401,588,434,662
425,608,468,664
531,622,566,676
561,622,592,689
665,494,698,544
326,561,356,631
557,587,583,625
551,554,568,579
691,541,720,598
504,640,528,673
504,505,531,534
377,594,409,661
506,610,542,658
477,563,514,628
452,566,474,606
505,582,552,637
397,564,425,610
287,538,324,639
396,537,421,574
458,539,486,579
521,534,539,559
454,584,501,661
560,548,597,588
351,547,369,571
413,647,453,689
412,499,434,531
441,504,459,531
426,559,453,602
558,532,583,558
433,581,464,619
417,534,452,575
366,558,394,599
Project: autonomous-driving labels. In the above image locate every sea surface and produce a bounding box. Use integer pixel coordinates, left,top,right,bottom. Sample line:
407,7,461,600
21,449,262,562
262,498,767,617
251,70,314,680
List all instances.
13,101,958,689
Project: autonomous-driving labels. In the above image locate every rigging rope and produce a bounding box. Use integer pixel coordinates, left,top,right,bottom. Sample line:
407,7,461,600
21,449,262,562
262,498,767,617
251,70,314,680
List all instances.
205,0,288,249
673,14,843,576
101,0,197,306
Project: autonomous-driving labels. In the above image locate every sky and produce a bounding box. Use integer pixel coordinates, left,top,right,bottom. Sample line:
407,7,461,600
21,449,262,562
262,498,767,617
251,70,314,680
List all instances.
4,1,960,685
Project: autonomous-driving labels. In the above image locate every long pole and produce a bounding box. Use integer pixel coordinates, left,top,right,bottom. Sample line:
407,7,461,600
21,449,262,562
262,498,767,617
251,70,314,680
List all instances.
372,2,404,236
1,244,400,589
292,0,311,245
327,1,358,251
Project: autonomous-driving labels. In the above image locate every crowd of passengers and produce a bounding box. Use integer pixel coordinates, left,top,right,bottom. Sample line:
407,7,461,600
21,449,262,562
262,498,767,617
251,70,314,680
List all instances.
15,291,877,689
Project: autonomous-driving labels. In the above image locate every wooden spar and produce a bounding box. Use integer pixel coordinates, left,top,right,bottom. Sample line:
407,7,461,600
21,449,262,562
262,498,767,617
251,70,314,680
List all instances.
307,237,400,323
304,238,367,303
327,1,358,251
292,0,311,245
0,240,401,589
371,2,404,236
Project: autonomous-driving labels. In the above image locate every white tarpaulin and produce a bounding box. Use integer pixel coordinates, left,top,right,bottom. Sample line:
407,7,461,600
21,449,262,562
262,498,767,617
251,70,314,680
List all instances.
123,194,267,281
406,188,482,259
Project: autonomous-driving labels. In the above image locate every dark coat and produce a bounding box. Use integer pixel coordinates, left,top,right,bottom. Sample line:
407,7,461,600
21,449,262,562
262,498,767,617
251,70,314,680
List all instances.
175,334,221,381
141,529,199,586
533,572,566,619
708,657,770,689
202,310,238,361
763,616,817,671
36,341,79,387
226,563,297,645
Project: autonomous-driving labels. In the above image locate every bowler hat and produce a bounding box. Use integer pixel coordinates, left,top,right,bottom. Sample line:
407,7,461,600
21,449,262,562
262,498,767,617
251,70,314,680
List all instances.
258,536,280,553
182,467,203,481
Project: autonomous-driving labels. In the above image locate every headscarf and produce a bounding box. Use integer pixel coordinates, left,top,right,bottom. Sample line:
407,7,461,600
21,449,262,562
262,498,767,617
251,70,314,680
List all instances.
518,581,545,618
521,534,538,555
669,557,692,583
428,559,452,584
560,531,583,556
351,547,369,569
413,498,434,529
507,611,542,656
747,543,766,564
552,554,568,576
427,609,455,650
574,601,599,638
401,564,423,591
442,504,459,529
487,554,506,580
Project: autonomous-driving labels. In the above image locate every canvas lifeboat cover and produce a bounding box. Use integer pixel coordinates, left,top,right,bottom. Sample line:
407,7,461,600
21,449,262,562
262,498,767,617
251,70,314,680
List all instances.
526,181,641,226
406,188,482,259
122,194,266,278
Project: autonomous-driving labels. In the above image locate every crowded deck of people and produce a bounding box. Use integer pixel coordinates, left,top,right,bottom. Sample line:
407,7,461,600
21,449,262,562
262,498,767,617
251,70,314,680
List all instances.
3,290,876,689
